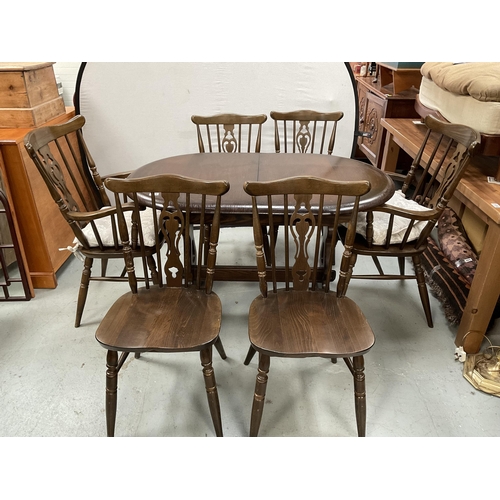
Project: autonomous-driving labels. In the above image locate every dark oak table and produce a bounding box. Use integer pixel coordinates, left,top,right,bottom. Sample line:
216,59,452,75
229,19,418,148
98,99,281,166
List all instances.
129,153,395,281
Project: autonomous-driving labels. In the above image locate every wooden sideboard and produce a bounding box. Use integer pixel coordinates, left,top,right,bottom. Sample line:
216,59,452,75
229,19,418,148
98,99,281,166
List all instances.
0,108,80,290
355,76,420,168
379,117,500,354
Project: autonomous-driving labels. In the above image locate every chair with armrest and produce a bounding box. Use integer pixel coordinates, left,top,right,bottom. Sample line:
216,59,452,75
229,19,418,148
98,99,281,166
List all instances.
270,110,344,155
343,115,481,327
96,174,230,437
191,113,268,153
24,115,159,327
243,176,375,437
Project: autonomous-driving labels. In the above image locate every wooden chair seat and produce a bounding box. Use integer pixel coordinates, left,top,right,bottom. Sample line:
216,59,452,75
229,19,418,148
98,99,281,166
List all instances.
249,290,374,358
96,286,222,352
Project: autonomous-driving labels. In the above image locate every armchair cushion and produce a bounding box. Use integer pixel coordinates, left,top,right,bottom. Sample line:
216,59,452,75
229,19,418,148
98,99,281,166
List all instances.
356,190,432,245
75,207,157,248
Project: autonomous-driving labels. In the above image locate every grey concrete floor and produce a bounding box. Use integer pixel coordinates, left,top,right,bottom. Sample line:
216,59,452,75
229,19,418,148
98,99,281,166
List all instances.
1,227,499,438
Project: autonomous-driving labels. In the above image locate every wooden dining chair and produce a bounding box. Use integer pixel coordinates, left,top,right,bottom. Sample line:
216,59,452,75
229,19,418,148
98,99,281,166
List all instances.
96,173,230,437
24,115,159,327
243,176,375,437
191,113,268,153
343,115,481,327
270,110,344,155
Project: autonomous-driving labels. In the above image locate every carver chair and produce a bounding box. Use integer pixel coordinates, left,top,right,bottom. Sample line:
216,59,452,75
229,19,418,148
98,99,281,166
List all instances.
191,113,267,153
96,173,229,437
270,110,344,155
243,176,375,437
24,115,160,327
343,115,481,327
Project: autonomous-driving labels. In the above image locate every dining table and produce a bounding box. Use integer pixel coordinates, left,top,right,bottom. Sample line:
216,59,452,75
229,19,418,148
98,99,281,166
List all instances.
128,152,395,281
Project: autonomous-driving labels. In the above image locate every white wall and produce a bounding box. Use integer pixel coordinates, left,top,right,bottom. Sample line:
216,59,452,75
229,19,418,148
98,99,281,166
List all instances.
53,62,81,106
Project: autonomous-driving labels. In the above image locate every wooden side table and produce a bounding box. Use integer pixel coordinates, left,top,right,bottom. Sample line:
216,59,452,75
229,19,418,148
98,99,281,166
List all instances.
379,117,500,354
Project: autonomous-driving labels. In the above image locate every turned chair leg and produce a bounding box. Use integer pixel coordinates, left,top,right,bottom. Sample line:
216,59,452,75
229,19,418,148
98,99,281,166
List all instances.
76,257,93,328
250,353,270,437
352,355,366,437
200,347,223,437
106,350,119,437
412,255,433,327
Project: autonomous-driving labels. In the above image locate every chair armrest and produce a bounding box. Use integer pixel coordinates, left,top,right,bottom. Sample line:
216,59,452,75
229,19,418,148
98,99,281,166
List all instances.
101,171,132,181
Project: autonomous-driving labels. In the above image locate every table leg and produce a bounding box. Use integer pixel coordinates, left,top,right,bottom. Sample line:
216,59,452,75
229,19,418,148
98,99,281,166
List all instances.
379,131,400,172
456,222,500,353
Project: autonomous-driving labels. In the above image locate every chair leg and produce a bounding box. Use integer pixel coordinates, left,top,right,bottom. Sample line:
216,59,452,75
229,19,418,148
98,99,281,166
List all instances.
250,353,270,437
398,256,406,275
371,255,384,275
243,345,256,365
412,255,433,328
100,258,108,277
214,337,227,360
105,350,119,437
200,347,223,437
75,257,93,328
352,355,366,437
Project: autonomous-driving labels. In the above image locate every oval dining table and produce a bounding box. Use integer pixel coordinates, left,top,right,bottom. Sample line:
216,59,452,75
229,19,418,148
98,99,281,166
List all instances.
127,152,395,281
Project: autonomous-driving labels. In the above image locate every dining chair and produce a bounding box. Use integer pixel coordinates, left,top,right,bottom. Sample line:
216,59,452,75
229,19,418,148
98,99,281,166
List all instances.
191,113,268,153
270,110,344,155
24,115,159,327
191,112,270,260
96,173,230,437
343,115,481,327
243,175,375,437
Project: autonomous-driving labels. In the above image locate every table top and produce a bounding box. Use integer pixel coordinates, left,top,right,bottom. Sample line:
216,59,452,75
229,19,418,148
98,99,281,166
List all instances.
130,153,395,216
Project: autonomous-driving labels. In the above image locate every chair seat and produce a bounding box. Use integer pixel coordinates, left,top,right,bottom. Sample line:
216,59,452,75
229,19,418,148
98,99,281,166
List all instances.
248,290,375,358
96,287,222,352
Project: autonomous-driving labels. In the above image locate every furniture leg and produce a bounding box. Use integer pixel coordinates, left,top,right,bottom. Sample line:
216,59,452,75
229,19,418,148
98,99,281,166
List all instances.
105,350,119,437
200,347,223,437
214,337,227,360
243,345,257,365
379,130,400,172
413,254,433,328
76,256,93,327
250,353,270,437
456,222,500,353
352,355,366,437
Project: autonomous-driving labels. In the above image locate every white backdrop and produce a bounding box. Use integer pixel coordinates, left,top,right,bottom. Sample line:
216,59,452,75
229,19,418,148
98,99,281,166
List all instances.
75,62,358,176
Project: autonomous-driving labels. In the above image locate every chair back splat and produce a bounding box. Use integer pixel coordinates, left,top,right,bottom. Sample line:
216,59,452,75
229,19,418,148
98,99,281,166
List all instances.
191,113,267,153
270,110,344,155
104,174,230,294
243,176,375,437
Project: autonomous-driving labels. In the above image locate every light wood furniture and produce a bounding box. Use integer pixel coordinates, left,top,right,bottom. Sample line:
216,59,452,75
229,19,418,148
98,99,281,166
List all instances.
0,62,65,128
270,110,344,154
355,75,419,167
345,116,480,328
97,174,230,437
377,63,423,95
129,153,396,281
0,109,79,290
24,115,159,327
242,176,375,437
379,117,500,353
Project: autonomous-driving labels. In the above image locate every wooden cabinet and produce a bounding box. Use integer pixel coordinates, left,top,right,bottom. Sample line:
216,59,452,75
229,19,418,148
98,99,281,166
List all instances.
356,75,420,168
0,109,80,290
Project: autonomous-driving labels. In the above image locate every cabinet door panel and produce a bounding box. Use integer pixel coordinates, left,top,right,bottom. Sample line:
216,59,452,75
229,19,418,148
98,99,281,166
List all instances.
359,91,386,165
